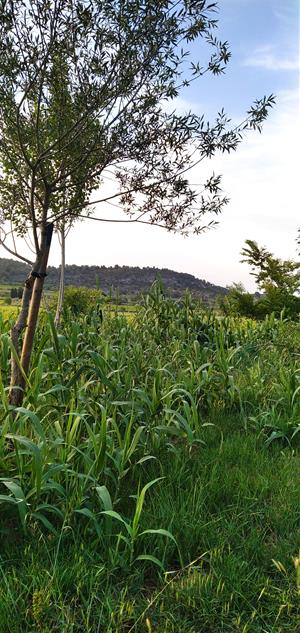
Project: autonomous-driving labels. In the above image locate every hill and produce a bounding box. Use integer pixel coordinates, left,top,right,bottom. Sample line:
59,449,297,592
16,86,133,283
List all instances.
0,257,227,301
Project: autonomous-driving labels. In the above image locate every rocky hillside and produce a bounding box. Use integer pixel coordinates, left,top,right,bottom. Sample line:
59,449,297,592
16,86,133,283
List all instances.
0,258,227,301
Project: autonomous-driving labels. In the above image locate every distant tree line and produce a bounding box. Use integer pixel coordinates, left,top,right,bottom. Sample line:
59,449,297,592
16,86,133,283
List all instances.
0,258,227,302
10,287,23,299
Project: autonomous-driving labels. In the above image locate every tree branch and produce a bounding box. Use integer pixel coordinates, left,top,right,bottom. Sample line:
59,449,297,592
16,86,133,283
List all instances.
0,237,33,265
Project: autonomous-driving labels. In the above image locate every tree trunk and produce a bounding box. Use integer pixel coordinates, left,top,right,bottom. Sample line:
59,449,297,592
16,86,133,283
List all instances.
54,223,66,327
9,273,36,406
9,223,54,407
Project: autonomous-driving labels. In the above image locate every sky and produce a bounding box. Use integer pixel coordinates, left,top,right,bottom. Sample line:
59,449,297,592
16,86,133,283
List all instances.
3,0,300,291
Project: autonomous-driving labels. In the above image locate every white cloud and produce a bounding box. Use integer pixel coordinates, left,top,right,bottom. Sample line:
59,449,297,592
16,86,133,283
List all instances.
243,45,300,71
274,6,298,25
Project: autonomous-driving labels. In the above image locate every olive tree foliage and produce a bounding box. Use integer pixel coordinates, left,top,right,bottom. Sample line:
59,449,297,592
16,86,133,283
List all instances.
0,0,274,405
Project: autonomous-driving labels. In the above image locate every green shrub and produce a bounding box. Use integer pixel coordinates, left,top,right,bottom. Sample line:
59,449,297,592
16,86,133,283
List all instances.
62,286,104,315
46,286,105,317
220,284,300,320
219,284,258,318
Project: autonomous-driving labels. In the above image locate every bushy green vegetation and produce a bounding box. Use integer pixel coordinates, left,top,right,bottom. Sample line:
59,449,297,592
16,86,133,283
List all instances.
220,238,300,320
0,286,299,631
0,289,18,319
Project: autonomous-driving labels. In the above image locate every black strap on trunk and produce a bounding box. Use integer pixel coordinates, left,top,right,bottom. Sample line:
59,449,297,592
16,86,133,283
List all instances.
31,271,48,279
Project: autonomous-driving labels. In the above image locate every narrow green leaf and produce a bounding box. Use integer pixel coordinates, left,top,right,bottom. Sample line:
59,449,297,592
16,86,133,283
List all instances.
100,510,132,536
135,554,165,571
15,407,46,442
139,528,177,546
96,485,112,511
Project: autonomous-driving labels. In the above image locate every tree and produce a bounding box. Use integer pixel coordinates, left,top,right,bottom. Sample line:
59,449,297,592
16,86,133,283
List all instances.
241,240,300,295
239,239,300,318
0,0,274,406
218,282,257,318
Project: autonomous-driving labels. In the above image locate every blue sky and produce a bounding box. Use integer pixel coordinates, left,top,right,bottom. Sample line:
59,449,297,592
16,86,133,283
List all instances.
5,0,300,291
181,0,299,117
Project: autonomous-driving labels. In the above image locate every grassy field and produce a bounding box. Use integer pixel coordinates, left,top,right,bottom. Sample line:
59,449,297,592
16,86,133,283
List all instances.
0,284,138,321
0,283,19,318
0,287,299,631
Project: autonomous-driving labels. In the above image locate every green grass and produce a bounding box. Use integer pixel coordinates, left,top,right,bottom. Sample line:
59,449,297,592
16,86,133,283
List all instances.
0,305,18,319
0,421,298,632
0,287,138,321
0,286,299,631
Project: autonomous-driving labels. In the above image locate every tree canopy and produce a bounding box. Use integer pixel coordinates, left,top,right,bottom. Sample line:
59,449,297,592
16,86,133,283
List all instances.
0,0,274,256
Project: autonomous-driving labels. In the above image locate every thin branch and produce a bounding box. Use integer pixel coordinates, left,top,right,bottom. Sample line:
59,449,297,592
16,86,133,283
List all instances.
77,213,170,230
10,220,17,255
29,172,40,254
48,148,208,224
75,212,212,235
0,238,33,265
